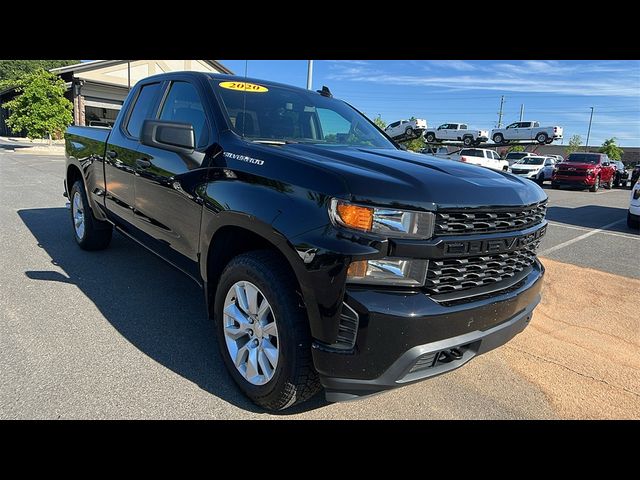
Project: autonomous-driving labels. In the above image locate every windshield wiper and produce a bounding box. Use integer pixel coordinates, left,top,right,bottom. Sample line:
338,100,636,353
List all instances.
250,139,298,145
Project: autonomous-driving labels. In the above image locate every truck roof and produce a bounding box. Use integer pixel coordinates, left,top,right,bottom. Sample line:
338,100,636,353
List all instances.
139,71,318,96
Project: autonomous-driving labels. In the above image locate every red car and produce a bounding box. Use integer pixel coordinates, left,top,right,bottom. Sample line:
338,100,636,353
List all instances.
552,152,615,192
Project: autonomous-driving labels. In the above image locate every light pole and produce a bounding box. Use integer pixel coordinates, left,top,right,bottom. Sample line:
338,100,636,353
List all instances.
306,60,313,90
585,107,594,151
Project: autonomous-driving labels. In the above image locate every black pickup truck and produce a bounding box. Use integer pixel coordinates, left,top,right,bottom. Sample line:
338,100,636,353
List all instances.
64,72,547,410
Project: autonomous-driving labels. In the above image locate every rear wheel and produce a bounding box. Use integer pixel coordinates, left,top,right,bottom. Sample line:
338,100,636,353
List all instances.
69,180,112,250
214,251,321,411
405,127,414,138
589,176,600,192
463,136,473,146
536,132,548,144
493,133,504,144
425,132,436,143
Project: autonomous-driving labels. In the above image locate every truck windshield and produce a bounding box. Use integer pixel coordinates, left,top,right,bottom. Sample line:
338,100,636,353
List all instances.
211,79,395,149
566,154,599,164
517,157,545,165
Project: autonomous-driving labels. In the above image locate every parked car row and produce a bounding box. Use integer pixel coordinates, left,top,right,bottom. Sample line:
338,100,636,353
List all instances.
385,119,564,145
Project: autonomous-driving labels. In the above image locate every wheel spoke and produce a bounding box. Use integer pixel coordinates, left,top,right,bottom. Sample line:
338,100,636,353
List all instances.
224,324,248,340
224,303,251,329
263,321,278,338
256,298,270,323
262,339,278,367
258,350,273,379
245,346,260,379
244,283,259,315
234,283,249,313
234,343,249,368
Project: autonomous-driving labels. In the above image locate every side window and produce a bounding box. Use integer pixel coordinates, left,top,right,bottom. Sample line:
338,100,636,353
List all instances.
460,124,467,130
125,83,161,138
316,108,351,142
389,121,400,129
159,81,209,147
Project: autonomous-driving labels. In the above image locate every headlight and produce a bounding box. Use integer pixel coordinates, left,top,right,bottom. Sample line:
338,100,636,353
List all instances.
346,258,428,286
329,198,435,239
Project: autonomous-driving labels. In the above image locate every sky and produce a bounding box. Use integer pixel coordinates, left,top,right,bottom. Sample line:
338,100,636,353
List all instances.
220,60,640,146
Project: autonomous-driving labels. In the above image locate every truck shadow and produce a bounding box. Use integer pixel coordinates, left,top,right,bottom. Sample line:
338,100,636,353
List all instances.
546,205,637,234
17,207,329,415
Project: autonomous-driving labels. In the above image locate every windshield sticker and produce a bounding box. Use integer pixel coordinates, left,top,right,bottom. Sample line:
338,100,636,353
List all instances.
219,81,268,93
224,152,264,166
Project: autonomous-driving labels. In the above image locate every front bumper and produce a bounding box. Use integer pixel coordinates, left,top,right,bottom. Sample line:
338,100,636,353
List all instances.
512,170,540,179
552,175,595,186
314,260,544,401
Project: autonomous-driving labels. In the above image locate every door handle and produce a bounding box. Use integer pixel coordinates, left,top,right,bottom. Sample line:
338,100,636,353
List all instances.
135,159,152,169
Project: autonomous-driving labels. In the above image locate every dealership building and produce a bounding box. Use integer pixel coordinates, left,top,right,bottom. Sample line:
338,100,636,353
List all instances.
0,59,232,135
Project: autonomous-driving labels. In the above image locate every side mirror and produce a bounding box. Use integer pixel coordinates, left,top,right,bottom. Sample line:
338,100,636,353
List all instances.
602,162,610,167
141,119,195,153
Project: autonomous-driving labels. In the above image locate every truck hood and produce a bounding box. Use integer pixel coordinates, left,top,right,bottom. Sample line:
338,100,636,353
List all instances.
270,145,546,209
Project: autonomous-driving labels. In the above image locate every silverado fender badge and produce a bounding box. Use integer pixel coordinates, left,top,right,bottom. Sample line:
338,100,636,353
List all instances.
223,152,265,166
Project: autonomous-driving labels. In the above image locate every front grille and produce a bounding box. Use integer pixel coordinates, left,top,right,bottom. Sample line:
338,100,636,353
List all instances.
424,245,539,295
556,170,587,177
434,201,546,236
510,168,530,174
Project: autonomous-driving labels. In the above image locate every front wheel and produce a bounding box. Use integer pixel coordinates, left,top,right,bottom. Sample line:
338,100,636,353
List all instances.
214,251,321,411
425,132,436,143
537,172,545,186
69,180,112,250
604,176,614,189
628,211,640,229
463,136,473,146
405,127,414,138
589,176,600,192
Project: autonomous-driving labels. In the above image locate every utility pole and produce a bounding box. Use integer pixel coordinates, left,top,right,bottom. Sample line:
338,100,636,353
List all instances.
306,60,314,90
497,95,505,128
585,106,594,151
519,104,524,121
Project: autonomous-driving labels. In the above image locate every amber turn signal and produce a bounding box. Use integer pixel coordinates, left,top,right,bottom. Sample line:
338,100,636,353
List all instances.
336,203,373,231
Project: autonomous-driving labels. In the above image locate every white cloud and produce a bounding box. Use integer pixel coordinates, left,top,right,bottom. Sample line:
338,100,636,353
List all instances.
427,60,476,71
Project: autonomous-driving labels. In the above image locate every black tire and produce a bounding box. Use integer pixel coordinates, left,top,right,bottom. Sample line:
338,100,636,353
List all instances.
589,176,600,192
214,250,321,411
613,174,620,188
425,132,436,143
536,172,545,186
492,133,504,144
69,180,112,250
405,127,414,138
536,132,548,144
463,136,473,146
604,176,613,190
628,211,640,230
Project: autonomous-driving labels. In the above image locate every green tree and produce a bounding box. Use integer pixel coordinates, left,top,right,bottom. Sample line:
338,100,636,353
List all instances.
373,114,386,129
599,137,624,161
565,134,582,156
507,144,525,153
3,69,73,141
0,60,78,89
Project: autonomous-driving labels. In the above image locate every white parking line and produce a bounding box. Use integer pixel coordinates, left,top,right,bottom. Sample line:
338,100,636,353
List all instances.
540,218,629,255
547,221,640,240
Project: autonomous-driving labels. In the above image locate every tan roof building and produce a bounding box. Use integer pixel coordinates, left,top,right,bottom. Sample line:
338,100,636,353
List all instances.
0,60,232,135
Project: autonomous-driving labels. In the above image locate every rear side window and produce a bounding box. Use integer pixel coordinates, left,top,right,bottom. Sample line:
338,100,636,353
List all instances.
125,83,161,138
460,149,484,157
159,81,209,147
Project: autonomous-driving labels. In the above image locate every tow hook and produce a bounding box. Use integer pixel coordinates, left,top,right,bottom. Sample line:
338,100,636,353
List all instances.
438,348,464,363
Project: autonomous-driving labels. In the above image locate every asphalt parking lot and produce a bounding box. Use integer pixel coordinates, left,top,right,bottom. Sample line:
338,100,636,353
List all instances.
1,151,638,419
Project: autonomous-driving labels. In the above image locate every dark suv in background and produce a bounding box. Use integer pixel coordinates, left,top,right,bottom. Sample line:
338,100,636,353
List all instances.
611,160,629,188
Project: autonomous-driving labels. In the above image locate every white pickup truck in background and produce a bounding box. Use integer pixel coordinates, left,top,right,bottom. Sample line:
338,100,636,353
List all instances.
424,123,489,146
384,118,428,140
448,148,509,171
491,121,563,145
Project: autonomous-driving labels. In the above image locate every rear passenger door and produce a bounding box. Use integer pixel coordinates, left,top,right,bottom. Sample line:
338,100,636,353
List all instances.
104,81,163,226
131,77,215,281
